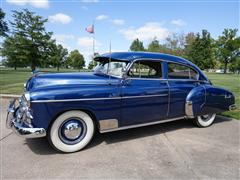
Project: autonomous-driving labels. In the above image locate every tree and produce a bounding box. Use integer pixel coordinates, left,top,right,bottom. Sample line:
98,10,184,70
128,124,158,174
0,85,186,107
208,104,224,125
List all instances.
183,32,197,58
49,44,68,71
185,30,215,70
0,8,8,37
88,60,96,70
4,9,54,71
229,57,240,74
216,29,240,73
1,35,28,69
147,37,160,52
163,33,186,56
67,50,85,70
129,38,145,51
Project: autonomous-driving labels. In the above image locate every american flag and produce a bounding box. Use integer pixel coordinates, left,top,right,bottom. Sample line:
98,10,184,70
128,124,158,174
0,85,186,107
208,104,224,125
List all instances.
85,24,94,34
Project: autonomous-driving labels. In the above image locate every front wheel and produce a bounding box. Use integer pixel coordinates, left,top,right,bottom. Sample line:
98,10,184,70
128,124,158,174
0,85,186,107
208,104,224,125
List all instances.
48,110,95,153
194,113,216,128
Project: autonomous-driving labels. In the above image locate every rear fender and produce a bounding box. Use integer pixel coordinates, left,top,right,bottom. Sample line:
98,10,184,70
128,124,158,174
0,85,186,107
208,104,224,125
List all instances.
185,85,235,118
201,85,235,114
185,85,205,118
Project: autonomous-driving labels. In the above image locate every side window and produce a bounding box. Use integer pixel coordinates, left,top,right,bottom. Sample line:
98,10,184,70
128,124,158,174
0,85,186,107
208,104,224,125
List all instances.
128,60,162,79
168,63,198,80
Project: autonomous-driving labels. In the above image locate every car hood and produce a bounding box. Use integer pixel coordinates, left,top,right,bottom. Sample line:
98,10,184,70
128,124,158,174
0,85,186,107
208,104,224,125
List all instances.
26,72,114,91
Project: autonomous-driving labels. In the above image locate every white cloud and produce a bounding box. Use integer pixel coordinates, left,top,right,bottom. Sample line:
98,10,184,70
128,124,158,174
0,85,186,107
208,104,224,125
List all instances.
6,0,49,8
77,37,102,48
170,19,186,27
119,22,170,41
49,13,72,24
96,14,108,21
112,19,125,26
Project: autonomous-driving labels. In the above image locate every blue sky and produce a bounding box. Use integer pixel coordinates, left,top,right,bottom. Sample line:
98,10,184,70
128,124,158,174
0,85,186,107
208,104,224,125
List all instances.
1,0,239,65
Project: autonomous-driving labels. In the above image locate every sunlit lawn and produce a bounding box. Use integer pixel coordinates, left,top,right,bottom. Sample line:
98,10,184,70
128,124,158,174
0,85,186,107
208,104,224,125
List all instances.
0,68,239,119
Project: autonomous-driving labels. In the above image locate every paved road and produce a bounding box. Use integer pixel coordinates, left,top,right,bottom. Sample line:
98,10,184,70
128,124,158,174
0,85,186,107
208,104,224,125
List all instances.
1,97,239,179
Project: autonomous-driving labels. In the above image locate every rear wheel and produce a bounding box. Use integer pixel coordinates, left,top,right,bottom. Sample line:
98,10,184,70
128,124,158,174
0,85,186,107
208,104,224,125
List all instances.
194,113,216,128
48,110,95,153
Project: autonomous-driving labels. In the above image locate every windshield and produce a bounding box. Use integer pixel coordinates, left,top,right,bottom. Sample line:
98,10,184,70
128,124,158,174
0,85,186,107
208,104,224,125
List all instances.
94,60,128,77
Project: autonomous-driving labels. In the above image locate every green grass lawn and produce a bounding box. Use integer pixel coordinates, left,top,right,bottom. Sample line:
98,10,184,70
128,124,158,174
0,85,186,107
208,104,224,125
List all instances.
1,68,239,119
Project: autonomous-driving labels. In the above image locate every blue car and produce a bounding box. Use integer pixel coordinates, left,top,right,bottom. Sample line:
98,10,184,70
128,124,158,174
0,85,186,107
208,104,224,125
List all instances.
6,52,236,152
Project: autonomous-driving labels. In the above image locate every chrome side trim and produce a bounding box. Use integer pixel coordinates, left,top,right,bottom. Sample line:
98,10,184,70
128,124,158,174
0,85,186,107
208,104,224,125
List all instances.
99,119,119,131
123,94,168,99
185,101,194,118
99,116,185,133
31,94,168,103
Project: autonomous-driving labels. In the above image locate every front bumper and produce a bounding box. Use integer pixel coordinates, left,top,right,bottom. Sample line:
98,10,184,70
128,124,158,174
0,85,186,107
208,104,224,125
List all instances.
6,98,46,138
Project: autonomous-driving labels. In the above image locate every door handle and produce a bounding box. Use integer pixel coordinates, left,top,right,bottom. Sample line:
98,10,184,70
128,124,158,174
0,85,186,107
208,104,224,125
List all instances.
121,79,131,86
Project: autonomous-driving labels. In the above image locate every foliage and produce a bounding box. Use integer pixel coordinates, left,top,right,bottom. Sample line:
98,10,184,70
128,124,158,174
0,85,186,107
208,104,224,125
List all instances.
184,32,197,57
163,33,185,56
88,60,96,70
229,57,240,74
0,8,9,37
1,35,29,69
67,50,85,70
147,37,161,52
49,44,68,71
1,9,54,71
185,30,216,70
129,38,145,51
216,29,240,73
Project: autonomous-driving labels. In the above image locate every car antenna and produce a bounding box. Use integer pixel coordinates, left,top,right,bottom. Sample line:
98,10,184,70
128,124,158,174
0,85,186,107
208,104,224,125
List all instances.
107,39,112,84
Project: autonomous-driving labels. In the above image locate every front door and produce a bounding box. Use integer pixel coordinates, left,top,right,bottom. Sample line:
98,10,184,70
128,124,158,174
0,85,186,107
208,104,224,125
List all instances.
120,60,169,127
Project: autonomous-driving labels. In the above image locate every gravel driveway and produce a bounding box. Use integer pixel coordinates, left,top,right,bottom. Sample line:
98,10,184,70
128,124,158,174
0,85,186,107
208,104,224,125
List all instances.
1,97,239,179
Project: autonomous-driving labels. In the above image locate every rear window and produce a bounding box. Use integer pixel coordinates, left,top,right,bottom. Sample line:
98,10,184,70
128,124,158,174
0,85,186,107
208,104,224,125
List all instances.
168,63,198,80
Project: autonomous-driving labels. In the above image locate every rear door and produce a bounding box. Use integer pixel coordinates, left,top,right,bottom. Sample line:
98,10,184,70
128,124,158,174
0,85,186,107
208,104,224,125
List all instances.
167,62,199,118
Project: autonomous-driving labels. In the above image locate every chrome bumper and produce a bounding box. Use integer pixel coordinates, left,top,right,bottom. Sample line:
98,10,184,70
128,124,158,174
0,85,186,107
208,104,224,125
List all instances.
6,99,46,138
229,104,237,111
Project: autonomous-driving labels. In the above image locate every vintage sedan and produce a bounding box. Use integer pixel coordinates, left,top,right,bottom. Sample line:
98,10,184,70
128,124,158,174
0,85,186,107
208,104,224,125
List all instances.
6,52,236,153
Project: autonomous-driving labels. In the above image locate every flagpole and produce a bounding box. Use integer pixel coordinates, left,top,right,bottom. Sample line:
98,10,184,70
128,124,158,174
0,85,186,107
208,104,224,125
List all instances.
92,20,95,58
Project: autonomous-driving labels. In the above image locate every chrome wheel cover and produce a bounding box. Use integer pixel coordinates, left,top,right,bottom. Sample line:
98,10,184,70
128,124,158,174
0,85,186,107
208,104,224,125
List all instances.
199,114,214,122
58,118,87,145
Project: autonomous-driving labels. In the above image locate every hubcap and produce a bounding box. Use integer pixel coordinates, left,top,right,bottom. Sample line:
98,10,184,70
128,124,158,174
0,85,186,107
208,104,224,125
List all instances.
58,118,87,145
63,121,82,140
200,114,213,122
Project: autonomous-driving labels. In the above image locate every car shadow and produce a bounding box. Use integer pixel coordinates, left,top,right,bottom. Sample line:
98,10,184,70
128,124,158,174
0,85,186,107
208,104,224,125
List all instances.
25,116,232,155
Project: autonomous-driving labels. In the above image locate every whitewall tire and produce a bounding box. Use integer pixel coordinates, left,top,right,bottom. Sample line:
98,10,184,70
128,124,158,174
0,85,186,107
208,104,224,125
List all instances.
194,113,216,128
48,110,95,153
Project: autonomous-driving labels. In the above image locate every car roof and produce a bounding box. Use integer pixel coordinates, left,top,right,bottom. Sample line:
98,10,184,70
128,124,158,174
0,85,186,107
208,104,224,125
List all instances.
94,51,196,67
94,52,209,81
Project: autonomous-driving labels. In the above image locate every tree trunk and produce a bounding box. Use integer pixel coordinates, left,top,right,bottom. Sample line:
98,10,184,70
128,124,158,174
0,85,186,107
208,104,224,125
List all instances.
223,60,228,74
31,63,36,72
14,66,17,70
57,64,60,71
